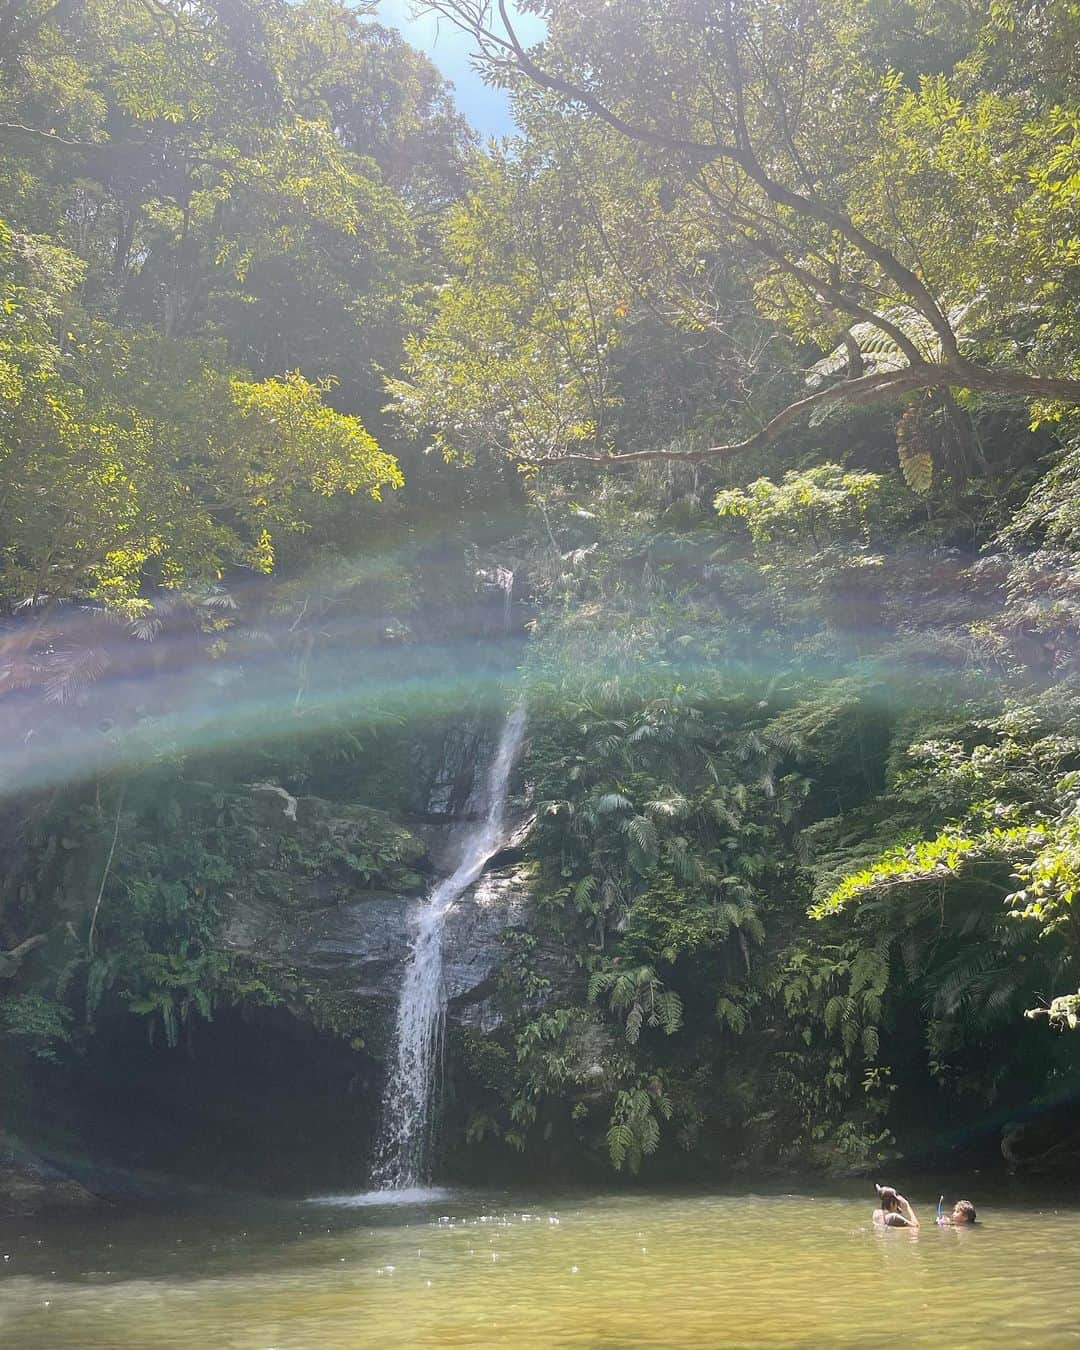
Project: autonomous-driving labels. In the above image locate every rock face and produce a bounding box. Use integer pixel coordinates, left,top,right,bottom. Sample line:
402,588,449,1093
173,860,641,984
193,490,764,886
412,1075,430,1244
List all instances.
223,857,538,1038
218,682,545,1054
409,719,495,820
444,866,533,1031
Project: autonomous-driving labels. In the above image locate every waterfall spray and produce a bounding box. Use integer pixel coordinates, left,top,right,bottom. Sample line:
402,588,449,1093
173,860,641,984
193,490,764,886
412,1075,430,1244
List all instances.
372,704,526,1189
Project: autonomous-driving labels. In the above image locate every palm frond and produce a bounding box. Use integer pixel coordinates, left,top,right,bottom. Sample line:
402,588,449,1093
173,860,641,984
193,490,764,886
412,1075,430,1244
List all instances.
595,791,633,814
43,646,110,704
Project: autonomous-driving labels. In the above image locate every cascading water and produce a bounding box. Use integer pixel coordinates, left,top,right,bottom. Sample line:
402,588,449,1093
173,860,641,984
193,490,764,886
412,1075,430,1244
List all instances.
372,702,526,1189
494,565,514,631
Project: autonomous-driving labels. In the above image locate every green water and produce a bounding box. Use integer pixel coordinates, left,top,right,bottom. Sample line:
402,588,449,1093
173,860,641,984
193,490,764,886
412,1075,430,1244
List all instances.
1,1183,1078,1347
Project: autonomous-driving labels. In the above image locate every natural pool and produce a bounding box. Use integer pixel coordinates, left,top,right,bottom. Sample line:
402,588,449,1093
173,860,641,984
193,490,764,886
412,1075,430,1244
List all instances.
1,1182,1078,1347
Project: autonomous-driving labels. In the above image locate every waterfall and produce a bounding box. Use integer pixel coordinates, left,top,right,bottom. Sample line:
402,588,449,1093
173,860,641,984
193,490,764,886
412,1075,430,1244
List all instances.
494,565,514,632
372,703,526,1189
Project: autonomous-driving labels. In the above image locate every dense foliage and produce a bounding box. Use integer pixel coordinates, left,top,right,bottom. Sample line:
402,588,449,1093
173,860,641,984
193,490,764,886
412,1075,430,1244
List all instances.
3,0,1080,1185
417,0,1080,1174
0,0,485,1092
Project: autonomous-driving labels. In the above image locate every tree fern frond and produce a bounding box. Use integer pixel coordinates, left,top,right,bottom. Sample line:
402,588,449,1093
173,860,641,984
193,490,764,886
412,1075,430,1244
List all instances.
198,587,238,609
824,994,847,1032
588,969,615,1002
607,1121,635,1170
129,616,163,642
624,814,659,869
807,300,981,388
595,791,633,814
640,1112,661,1155
574,875,597,912
655,989,683,1036
645,792,689,819
44,646,110,704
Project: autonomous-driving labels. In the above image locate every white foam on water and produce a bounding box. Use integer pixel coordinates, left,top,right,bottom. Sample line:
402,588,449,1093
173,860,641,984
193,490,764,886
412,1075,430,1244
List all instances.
304,1187,452,1208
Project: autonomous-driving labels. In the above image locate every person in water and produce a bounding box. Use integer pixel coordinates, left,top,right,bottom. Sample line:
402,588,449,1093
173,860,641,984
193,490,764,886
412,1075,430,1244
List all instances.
937,1198,977,1226
873,1184,919,1228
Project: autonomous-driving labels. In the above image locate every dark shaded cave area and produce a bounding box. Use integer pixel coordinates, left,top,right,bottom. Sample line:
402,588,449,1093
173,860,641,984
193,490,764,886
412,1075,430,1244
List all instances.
18,1006,385,1198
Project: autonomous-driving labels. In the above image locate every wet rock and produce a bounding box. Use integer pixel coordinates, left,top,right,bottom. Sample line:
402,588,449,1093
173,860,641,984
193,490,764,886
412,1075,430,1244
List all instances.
246,784,426,860
250,783,298,824
443,866,533,1032
486,812,536,868
223,892,410,1002
0,1134,101,1215
222,861,544,1037
228,789,429,914
219,771,543,1046
408,718,496,819
404,819,464,873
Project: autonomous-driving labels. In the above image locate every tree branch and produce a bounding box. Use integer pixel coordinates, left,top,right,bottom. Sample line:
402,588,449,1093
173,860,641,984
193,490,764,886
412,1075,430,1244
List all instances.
0,121,100,152
522,362,1080,468
427,0,961,359
715,0,959,361
424,2,1080,473
696,177,927,367
0,121,237,173
0,933,47,979
424,1,738,157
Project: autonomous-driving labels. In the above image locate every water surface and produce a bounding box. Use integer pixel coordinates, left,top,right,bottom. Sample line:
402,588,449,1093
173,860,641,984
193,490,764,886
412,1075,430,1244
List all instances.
2,1183,1077,1347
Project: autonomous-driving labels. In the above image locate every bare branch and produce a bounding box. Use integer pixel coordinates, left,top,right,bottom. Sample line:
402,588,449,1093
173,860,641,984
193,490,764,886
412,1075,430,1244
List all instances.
0,121,236,174
0,121,100,152
522,362,1080,468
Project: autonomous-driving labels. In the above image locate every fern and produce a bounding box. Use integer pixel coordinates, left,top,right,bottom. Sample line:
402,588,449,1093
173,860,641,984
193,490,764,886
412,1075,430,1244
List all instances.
669,837,703,883
129,616,163,642
896,403,934,494
639,1111,661,1155
588,968,615,1002
44,646,110,704
0,993,72,1062
573,875,598,913
807,299,982,387
716,995,748,1033
645,792,689,819
607,1121,635,1169
654,989,683,1036
606,1081,673,1172
623,813,659,870
824,994,847,1033
595,792,633,814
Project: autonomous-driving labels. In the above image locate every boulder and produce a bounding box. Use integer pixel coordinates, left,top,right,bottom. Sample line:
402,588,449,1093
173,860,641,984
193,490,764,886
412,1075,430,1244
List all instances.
0,1133,101,1216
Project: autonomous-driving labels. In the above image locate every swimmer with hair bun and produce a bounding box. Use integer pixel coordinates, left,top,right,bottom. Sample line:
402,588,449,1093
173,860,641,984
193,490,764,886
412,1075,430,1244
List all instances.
873,1184,920,1228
